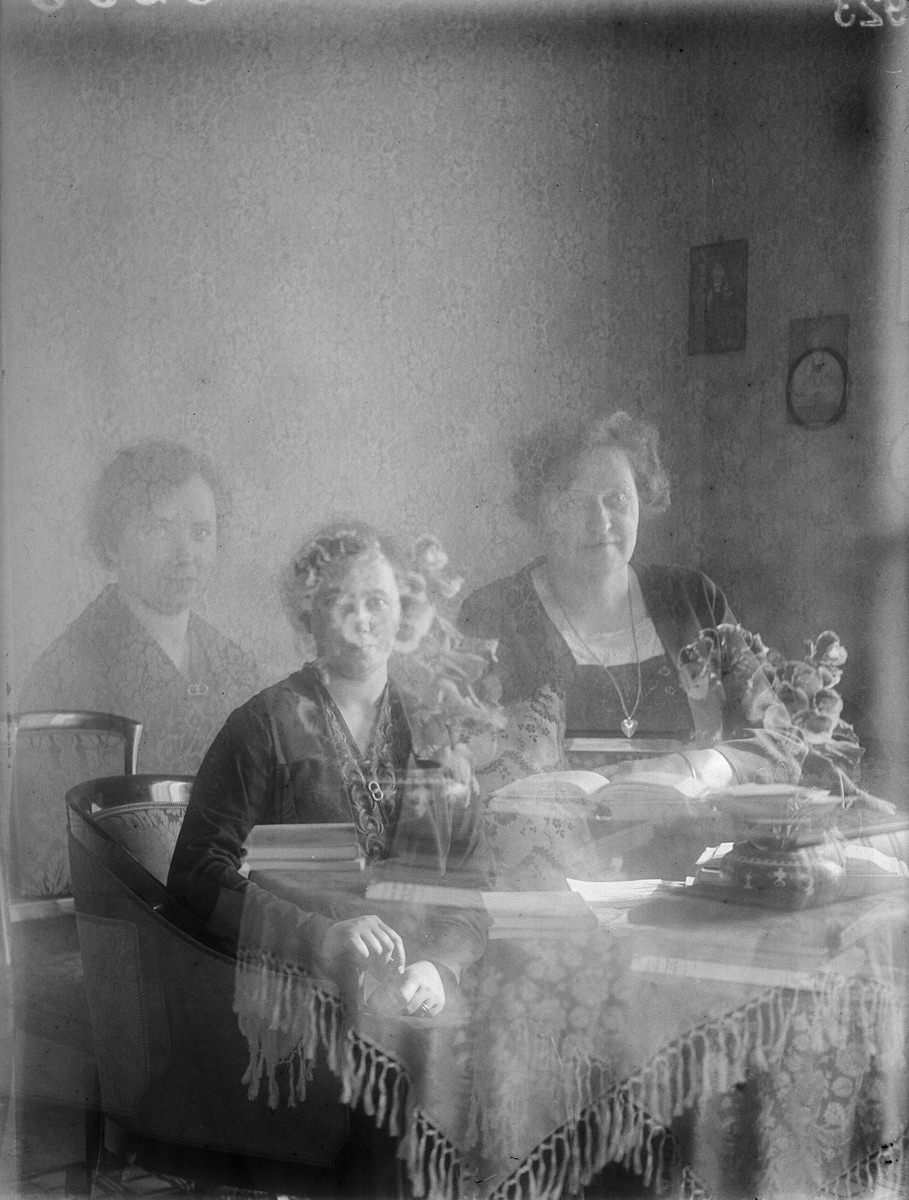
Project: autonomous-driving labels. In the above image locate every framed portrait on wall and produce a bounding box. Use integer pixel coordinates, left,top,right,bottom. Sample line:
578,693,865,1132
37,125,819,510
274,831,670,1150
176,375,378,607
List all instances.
688,238,748,355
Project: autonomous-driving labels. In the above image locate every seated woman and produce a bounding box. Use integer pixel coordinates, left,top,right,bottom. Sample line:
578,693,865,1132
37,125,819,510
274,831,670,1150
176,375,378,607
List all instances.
19,439,259,774
168,521,491,1021
457,410,803,823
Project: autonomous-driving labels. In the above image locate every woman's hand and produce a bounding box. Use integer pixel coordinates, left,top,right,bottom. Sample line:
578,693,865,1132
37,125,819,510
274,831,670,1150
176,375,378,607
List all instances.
366,960,446,1018
605,753,697,786
609,750,734,791
319,914,405,974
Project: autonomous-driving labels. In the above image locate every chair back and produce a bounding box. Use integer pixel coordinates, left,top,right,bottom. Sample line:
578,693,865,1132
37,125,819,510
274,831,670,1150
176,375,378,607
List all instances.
65,777,348,1173
6,711,143,908
67,776,192,886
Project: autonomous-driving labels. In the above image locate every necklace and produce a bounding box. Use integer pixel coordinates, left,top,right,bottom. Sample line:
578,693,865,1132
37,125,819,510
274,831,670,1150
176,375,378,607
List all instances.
315,673,395,858
550,574,644,738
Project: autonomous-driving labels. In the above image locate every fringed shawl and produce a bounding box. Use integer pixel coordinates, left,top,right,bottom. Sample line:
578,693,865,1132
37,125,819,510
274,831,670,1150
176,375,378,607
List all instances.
235,890,909,1200
234,895,476,1200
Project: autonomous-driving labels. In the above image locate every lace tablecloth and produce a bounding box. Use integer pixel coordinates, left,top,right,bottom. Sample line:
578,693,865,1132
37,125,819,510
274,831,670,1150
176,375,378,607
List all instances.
234,887,909,1200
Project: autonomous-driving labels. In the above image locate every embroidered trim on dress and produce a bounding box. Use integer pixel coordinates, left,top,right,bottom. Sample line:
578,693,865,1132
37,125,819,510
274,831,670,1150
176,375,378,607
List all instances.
317,681,397,860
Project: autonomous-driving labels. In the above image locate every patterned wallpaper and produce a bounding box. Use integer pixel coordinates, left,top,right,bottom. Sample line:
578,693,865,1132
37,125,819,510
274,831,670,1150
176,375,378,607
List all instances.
2,2,905,753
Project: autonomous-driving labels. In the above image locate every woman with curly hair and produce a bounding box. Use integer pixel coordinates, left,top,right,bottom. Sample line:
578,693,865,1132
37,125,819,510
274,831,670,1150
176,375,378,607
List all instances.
458,410,803,800
169,520,491,1017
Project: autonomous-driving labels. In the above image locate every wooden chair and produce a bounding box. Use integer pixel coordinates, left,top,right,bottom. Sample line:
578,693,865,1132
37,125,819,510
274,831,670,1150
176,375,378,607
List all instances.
65,776,348,1195
2,711,142,1190
6,711,142,916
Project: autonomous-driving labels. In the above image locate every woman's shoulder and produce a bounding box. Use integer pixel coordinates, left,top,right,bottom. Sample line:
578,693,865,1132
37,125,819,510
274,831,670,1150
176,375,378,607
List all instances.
188,611,259,682
213,670,310,744
226,669,309,714
636,561,721,593
18,587,124,708
457,560,541,632
635,562,731,621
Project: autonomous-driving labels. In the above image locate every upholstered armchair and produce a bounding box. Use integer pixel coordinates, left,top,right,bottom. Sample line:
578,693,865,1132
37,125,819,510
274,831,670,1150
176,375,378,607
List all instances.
65,776,349,1194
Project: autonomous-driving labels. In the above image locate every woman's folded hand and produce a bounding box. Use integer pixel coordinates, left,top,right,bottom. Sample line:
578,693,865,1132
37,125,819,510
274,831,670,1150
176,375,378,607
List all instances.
365,960,446,1018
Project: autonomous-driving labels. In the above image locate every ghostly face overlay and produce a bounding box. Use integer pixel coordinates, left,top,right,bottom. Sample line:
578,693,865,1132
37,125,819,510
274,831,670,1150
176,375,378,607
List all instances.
538,445,640,581
311,551,402,680
110,474,218,616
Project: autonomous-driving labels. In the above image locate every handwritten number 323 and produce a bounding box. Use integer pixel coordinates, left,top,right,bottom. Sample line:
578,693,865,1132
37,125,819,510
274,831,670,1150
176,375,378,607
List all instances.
835,0,907,25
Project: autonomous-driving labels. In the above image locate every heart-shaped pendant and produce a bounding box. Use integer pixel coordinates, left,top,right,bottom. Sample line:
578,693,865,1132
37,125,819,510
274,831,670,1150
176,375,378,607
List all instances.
621,717,638,738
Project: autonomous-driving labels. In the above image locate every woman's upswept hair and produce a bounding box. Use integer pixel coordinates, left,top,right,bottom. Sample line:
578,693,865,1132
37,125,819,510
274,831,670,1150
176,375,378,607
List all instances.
510,409,671,525
281,519,403,636
88,440,227,569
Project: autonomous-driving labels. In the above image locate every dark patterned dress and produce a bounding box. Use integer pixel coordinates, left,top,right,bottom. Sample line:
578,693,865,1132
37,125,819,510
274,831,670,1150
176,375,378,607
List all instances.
168,664,491,983
458,560,800,782
18,583,259,774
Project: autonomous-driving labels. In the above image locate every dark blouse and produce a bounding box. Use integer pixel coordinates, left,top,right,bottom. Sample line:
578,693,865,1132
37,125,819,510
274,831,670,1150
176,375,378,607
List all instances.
19,584,259,775
168,665,492,985
458,561,803,783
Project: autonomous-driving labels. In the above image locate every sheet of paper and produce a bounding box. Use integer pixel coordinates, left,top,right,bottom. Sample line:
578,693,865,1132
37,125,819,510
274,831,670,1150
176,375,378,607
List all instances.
565,877,666,904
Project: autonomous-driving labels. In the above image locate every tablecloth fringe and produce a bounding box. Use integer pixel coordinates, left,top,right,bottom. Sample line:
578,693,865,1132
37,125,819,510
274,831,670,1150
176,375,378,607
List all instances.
235,948,904,1200
633,972,902,1132
404,1112,460,1200
494,1090,666,1200
343,1036,460,1200
679,1127,909,1200
235,950,462,1200
816,1127,909,1199
493,987,799,1198
341,1031,408,1138
494,973,903,1200
234,949,343,1106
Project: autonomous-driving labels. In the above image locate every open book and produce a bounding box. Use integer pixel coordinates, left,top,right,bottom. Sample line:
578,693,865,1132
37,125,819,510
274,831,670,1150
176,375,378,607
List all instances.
487,770,691,865
486,770,609,811
489,769,703,835
494,767,702,803
590,770,705,818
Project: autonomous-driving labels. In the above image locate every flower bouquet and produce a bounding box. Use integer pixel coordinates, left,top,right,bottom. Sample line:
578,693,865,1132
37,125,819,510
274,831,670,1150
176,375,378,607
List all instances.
678,626,903,908
390,536,505,792
677,625,871,801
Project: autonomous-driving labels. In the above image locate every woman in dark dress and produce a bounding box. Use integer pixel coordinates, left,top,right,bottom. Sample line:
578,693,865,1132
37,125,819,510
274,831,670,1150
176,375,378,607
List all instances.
168,522,492,1199
458,411,804,803
169,521,490,1018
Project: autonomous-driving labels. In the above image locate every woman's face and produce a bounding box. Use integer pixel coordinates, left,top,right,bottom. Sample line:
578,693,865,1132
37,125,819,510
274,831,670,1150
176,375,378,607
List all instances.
538,446,640,579
110,474,218,616
311,552,402,680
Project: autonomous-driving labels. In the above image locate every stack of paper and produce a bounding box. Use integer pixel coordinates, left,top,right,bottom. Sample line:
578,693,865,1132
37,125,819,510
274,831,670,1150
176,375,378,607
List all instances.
481,889,598,937
364,880,598,938
566,877,669,905
617,890,850,988
244,822,363,873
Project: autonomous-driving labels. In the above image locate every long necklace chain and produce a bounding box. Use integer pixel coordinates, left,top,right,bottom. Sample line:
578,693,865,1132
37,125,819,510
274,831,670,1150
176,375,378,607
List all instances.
316,675,395,856
550,574,644,738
